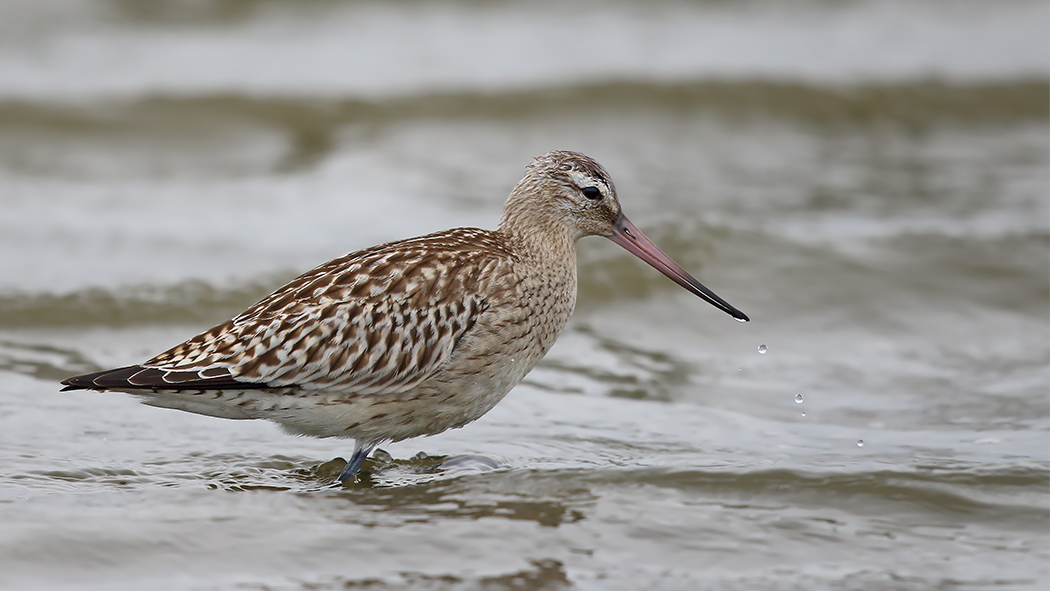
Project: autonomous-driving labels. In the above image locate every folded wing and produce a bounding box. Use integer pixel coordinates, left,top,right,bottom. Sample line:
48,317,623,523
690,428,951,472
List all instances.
61,229,516,396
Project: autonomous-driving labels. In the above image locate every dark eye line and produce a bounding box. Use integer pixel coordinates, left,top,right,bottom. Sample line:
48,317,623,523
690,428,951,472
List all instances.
581,186,602,200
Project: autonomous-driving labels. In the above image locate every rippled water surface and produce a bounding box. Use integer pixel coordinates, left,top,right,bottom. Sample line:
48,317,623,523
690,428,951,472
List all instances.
1,1,1047,590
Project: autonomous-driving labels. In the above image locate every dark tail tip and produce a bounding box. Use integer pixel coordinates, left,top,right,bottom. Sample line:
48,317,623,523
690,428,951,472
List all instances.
59,366,144,392
60,375,93,391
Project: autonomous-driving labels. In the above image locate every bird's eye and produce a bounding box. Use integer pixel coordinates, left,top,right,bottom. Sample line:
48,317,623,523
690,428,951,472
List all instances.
581,186,602,200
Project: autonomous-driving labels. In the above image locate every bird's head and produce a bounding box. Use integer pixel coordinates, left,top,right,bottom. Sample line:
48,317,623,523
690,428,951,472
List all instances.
500,150,749,322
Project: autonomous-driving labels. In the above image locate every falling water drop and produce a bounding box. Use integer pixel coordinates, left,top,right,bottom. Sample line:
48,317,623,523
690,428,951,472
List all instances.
757,344,767,354
856,440,865,447
800,411,806,417
794,393,803,404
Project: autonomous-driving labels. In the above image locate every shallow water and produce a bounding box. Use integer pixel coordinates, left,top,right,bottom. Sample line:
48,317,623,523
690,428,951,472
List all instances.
0,1,1047,590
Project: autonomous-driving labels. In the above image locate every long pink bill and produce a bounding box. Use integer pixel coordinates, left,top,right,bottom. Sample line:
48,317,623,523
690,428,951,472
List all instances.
608,214,750,322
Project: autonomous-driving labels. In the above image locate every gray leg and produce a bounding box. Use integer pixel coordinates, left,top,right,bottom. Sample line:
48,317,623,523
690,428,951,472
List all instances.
337,440,377,483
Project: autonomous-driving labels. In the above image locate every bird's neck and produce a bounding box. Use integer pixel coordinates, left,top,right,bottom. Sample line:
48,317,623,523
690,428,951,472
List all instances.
497,188,577,270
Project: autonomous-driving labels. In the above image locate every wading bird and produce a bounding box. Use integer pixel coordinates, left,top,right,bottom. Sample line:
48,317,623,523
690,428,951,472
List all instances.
61,151,748,482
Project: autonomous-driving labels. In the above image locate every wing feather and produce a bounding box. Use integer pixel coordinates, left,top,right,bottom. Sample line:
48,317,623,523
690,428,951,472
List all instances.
118,229,516,395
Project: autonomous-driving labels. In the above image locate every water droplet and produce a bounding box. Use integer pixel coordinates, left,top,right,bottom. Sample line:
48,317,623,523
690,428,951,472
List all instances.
800,411,806,417
856,440,865,447
757,344,767,354
794,393,803,404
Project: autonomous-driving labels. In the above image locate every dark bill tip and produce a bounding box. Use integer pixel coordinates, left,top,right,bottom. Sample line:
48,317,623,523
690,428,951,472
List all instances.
609,214,749,322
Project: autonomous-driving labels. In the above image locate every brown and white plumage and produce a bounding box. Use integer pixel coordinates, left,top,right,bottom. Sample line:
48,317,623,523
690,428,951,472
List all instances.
61,150,748,482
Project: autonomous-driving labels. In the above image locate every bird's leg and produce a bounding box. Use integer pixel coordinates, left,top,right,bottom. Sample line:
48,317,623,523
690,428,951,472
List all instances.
337,440,378,483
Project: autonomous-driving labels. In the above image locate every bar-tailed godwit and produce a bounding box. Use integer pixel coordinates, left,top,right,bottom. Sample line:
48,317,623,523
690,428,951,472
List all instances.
61,151,748,482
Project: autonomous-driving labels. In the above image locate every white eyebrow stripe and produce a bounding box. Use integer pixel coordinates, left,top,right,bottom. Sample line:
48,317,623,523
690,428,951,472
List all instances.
566,170,609,194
